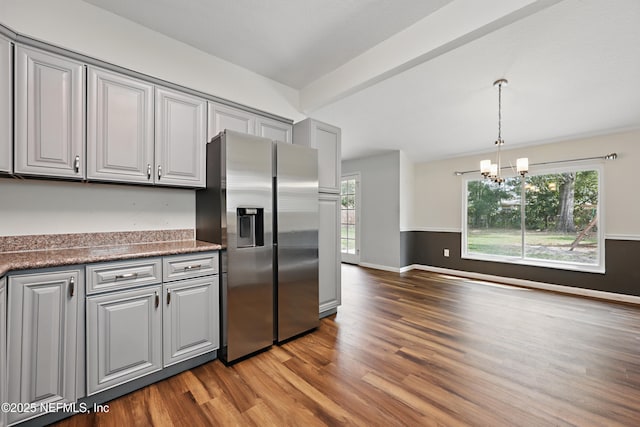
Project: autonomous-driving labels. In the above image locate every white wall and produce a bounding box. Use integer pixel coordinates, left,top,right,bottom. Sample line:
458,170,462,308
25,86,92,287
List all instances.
0,0,301,121
0,179,194,236
411,129,640,238
342,151,401,269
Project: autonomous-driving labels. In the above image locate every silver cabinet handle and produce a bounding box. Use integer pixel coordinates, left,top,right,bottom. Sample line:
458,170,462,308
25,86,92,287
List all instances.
74,155,80,173
167,289,171,305
157,165,162,180
184,264,202,271
147,164,152,180
155,291,159,308
115,272,138,280
69,276,75,297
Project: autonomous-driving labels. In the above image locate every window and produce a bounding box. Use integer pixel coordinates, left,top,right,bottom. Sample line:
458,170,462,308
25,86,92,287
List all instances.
463,163,603,272
340,175,359,264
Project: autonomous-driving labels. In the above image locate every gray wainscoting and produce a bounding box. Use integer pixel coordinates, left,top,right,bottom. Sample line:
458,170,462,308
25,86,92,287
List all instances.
401,231,640,297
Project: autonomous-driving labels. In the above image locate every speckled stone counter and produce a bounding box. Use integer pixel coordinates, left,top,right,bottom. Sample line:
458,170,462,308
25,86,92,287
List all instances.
0,230,221,276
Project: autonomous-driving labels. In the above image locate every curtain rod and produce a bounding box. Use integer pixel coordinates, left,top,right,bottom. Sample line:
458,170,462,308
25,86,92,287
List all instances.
454,153,618,176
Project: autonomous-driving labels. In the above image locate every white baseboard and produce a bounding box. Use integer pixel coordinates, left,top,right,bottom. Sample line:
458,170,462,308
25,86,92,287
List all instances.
401,264,640,305
358,262,402,273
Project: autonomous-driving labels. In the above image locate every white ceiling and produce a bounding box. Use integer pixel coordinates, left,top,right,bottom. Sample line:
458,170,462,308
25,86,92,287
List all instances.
83,0,640,162
82,0,452,89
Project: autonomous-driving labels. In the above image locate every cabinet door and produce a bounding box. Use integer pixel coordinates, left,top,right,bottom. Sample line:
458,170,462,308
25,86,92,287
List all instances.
293,119,341,193
7,269,81,425
87,67,154,184
257,117,292,143
163,276,219,367
0,36,10,174
207,101,255,141
155,87,206,187
86,285,162,395
313,121,341,193
15,46,85,179
318,193,341,316
0,277,6,427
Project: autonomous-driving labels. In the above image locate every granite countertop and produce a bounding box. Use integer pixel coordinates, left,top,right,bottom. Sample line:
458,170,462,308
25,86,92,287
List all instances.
0,230,221,277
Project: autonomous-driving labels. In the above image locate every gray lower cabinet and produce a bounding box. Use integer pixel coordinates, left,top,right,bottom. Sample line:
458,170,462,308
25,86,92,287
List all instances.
7,268,82,425
15,45,85,179
0,36,11,174
163,275,219,366
319,193,341,316
86,252,219,395
86,285,163,395
0,277,6,427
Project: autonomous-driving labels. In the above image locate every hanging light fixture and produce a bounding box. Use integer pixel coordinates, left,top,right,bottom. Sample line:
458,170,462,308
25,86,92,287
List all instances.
480,78,528,183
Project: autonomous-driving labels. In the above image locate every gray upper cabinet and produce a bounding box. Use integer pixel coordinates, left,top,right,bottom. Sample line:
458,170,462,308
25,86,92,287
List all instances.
155,86,206,187
15,45,85,179
0,36,11,174
87,67,154,184
293,118,341,193
207,101,256,141
257,116,292,143
7,268,81,425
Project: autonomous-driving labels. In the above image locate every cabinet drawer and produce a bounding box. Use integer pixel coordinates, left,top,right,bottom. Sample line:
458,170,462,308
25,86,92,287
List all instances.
163,252,218,282
86,258,162,294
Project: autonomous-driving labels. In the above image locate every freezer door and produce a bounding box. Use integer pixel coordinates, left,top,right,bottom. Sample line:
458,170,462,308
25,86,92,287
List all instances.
276,142,319,341
224,131,274,362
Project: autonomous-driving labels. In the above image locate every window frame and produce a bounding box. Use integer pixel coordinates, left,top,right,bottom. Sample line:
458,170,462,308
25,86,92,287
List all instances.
462,160,605,274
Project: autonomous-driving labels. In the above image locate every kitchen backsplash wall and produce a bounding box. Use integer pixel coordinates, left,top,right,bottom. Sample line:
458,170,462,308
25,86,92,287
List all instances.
0,179,194,236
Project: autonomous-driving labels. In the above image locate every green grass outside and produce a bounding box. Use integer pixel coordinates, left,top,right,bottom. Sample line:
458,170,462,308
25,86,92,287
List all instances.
467,229,598,263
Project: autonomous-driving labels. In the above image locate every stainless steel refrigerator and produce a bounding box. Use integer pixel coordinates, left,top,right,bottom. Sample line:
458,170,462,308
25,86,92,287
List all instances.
196,130,318,364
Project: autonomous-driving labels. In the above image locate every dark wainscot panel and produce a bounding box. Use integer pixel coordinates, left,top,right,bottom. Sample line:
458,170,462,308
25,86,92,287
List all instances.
401,231,640,297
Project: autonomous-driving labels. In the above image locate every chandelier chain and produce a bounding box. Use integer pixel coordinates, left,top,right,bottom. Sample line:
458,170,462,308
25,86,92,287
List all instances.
497,81,502,141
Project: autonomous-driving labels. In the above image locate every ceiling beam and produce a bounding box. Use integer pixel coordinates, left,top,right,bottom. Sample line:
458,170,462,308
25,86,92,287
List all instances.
299,0,565,114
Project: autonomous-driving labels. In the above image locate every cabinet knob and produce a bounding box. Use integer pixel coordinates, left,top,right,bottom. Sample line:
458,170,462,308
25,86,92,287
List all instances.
74,156,80,173
158,165,162,180
167,289,171,305
69,276,75,297
147,164,152,180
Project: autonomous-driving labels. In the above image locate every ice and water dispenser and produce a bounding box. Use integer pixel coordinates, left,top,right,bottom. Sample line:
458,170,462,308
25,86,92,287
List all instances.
237,207,264,248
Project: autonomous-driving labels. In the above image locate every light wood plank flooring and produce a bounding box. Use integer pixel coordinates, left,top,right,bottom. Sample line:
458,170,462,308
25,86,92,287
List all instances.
56,265,640,426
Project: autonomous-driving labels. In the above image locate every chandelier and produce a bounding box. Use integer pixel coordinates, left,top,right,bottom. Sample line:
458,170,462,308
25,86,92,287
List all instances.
480,79,528,184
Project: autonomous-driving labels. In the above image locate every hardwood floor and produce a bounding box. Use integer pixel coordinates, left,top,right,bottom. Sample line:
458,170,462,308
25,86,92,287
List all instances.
56,265,640,426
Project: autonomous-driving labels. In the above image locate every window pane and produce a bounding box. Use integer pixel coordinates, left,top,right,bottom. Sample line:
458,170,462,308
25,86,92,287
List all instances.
347,239,356,254
341,210,348,223
341,181,347,195
341,224,348,239
347,225,355,239
341,238,348,252
346,195,355,209
341,195,348,208
347,210,355,225
347,179,356,194
524,170,598,264
467,177,522,258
